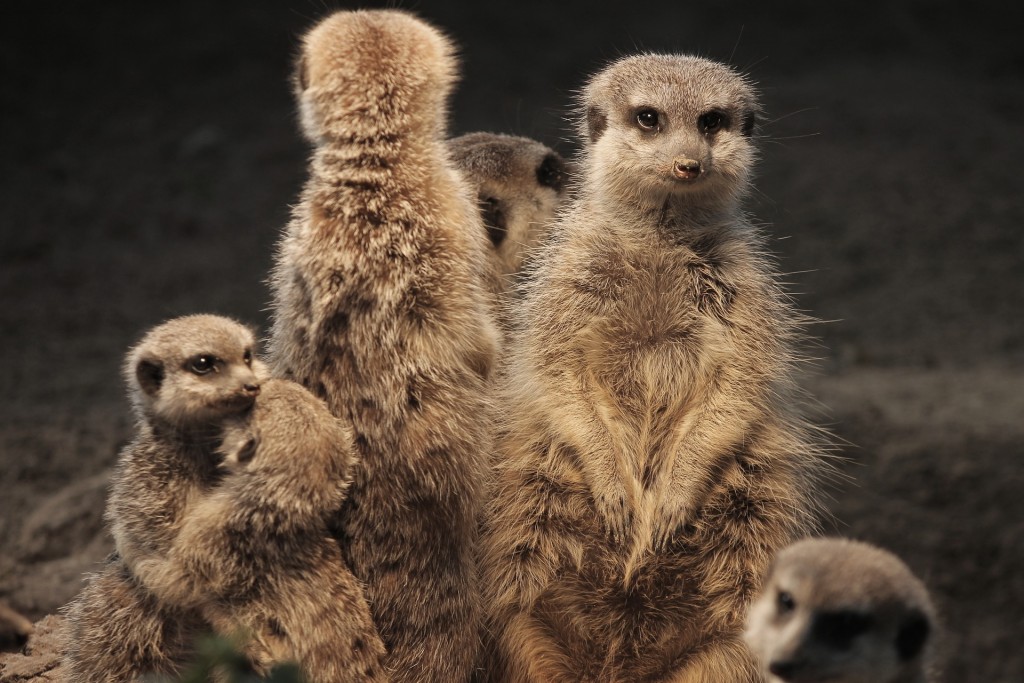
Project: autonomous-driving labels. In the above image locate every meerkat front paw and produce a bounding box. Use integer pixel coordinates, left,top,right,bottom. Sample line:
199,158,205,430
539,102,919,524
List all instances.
595,486,632,543
651,496,692,550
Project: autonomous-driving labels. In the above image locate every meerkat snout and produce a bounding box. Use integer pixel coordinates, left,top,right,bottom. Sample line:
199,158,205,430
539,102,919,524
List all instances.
673,158,702,180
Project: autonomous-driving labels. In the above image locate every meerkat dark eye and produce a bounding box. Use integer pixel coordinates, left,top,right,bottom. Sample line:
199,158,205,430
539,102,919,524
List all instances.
699,110,727,135
189,355,216,375
243,349,253,367
636,109,660,131
777,591,796,614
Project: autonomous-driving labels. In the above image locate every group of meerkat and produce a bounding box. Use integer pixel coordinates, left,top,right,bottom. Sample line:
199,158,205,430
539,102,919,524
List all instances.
61,8,940,683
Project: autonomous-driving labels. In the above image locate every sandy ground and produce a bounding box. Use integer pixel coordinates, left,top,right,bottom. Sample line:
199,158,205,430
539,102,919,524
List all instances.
2,1,1022,681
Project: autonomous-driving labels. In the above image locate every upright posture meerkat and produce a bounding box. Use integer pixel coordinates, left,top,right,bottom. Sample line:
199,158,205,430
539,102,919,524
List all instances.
744,538,937,683
449,132,569,296
65,314,266,681
133,378,387,683
476,54,827,682
269,10,497,682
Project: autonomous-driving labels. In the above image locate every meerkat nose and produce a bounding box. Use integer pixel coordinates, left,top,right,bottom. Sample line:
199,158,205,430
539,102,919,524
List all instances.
243,382,261,396
673,158,702,180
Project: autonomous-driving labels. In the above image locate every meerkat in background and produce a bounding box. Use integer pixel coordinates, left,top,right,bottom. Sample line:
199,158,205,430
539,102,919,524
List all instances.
449,132,569,298
745,538,937,683
65,314,265,681
476,54,828,681
268,10,497,682
133,379,387,683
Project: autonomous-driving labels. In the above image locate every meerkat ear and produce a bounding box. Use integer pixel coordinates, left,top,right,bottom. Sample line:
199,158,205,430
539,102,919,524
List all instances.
741,111,757,137
586,105,608,143
135,359,165,397
293,53,309,93
895,610,930,661
480,196,507,247
536,153,566,192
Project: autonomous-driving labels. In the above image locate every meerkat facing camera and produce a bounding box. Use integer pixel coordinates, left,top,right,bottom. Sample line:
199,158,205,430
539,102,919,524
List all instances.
476,53,828,682
745,538,938,683
269,10,497,682
65,314,266,681
133,379,387,683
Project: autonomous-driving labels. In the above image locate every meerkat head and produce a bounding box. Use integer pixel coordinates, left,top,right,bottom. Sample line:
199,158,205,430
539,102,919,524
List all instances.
449,132,570,278
293,9,459,145
580,53,760,211
745,538,937,683
125,315,268,430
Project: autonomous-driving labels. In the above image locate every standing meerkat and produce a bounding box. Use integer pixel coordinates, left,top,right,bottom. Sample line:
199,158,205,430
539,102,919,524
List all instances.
133,378,387,683
744,538,938,683
449,132,569,295
476,54,828,682
65,314,266,681
268,10,498,682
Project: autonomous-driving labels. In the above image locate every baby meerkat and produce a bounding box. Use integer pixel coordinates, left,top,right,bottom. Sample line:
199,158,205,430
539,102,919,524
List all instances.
65,314,266,681
476,54,827,682
745,538,937,683
449,132,569,293
269,10,497,683
133,379,387,683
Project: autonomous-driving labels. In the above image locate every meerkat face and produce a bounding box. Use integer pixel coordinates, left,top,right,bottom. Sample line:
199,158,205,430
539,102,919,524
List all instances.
582,54,759,210
745,540,934,683
126,315,268,428
293,10,458,144
450,132,570,277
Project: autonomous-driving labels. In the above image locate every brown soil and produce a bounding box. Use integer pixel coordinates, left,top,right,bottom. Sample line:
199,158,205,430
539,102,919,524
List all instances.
2,1,1022,681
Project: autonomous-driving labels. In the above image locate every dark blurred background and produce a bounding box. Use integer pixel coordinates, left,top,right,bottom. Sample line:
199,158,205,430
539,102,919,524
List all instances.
2,1,1022,680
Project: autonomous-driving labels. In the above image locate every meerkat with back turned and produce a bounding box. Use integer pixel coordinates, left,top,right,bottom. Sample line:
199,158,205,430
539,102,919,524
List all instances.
476,54,828,681
133,378,387,683
65,314,265,681
745,538,938,683
268,10,497,682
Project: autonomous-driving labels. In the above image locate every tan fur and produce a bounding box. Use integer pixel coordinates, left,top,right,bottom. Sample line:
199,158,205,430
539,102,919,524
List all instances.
449,132,569,295
744,539,938,683
476,54,828,682
269,10,498,682
0,602,34,649
134,379,387,682
65,314,265,681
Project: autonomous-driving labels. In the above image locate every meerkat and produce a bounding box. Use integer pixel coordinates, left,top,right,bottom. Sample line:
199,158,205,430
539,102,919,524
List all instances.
744,538,937,683
64,314,266,681
449,132,569,297
132,378,387,683
0,602,33,650
476,53,828,682
268,10,498,683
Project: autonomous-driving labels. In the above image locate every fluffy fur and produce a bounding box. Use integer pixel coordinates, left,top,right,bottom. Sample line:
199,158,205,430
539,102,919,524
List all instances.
744,538,938,683
268,10,498,682
65,314,266,681
476,54,828,682
133,379,387,682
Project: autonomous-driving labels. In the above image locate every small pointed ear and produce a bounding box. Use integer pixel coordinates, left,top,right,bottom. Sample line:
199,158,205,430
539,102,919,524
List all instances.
135,358,164,397
587,105,608,143
895,610,931,661
293,53,309,93
741,111,757,137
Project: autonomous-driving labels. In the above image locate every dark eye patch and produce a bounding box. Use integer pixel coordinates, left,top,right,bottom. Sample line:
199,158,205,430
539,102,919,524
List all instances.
813,610,874,650
480,196,507,247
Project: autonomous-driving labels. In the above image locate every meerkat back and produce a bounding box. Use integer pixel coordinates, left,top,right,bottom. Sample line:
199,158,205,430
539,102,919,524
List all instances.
745,538,938,683
268,10,497,683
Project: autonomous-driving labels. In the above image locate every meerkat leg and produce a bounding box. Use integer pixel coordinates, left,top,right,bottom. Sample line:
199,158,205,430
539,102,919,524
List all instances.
64,560,202,682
